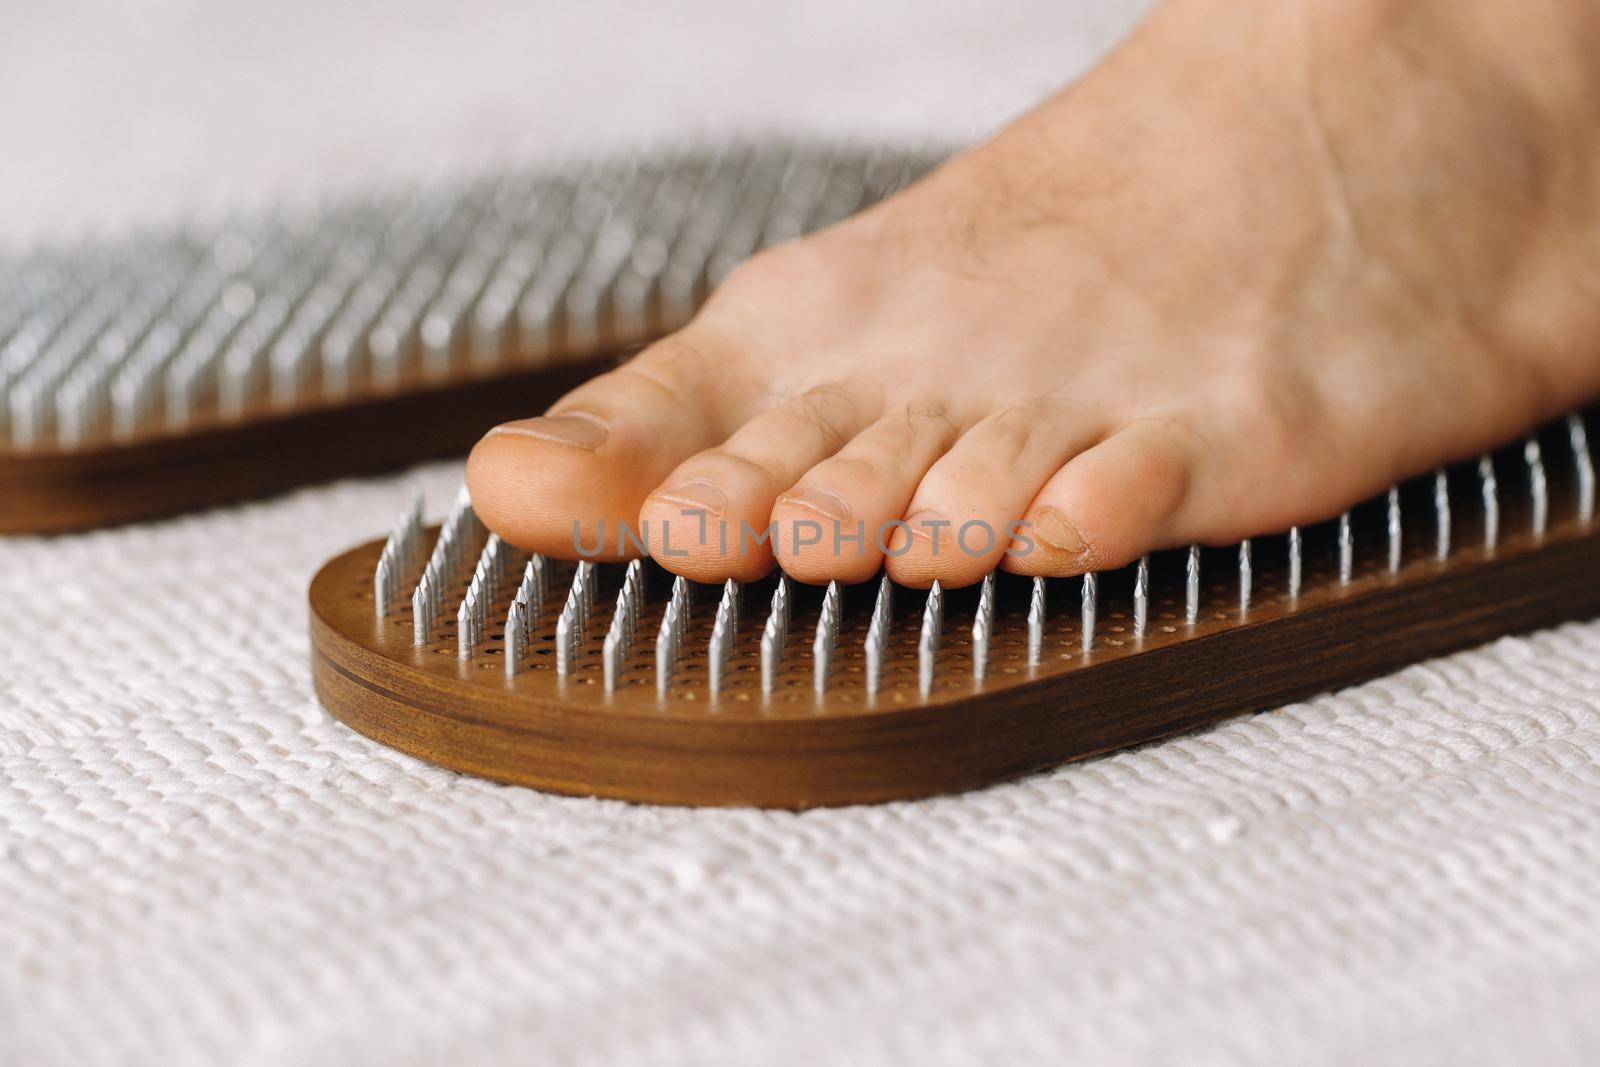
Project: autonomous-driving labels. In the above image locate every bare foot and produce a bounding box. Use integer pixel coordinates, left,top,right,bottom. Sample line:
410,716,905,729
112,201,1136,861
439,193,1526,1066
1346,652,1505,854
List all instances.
467,0,1600,588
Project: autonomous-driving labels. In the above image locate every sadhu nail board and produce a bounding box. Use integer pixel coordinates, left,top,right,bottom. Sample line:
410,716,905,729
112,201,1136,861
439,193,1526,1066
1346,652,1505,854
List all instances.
1,139,943,532
308,411,1600,808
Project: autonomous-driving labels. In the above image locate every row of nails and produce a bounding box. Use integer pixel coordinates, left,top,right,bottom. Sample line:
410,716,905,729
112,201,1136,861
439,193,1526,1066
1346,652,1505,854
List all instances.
2,143,940,448
374,417,1595,697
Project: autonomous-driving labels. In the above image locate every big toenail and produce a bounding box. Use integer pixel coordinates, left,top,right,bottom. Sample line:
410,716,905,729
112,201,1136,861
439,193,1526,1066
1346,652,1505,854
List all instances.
1031,507,1090,557
778,488,850,525
488,413,608,450
652,479,727,517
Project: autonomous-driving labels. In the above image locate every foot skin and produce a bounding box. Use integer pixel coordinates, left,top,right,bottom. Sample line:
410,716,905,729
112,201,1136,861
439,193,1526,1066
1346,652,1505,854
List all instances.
468,0,1600,588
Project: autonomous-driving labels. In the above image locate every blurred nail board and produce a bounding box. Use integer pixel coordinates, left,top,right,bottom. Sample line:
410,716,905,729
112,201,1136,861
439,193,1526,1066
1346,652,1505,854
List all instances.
0,138,946,532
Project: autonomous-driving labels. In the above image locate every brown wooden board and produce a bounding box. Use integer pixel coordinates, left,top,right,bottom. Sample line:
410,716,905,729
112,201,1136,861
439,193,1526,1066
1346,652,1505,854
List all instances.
307,421,1600,808
0,354,608,533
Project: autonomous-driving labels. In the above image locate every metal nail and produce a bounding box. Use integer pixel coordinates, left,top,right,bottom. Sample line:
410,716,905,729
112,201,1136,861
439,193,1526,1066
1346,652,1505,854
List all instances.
1569,414,1595,523
972,572,995,680
1288,526,1302,599
1433,470,1450,561
918,580,943,697
1525,438,1547,537
1479,455,1499,551
1185,546,1200,625
1027,576,1046,665
865,575,892,696
1081,572,1097,653
1386,486,1401,573
1133,556,1149,639
1338,511,1353,584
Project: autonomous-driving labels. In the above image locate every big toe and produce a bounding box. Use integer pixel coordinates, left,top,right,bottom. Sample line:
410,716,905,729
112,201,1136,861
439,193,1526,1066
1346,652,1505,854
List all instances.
466,329,756,559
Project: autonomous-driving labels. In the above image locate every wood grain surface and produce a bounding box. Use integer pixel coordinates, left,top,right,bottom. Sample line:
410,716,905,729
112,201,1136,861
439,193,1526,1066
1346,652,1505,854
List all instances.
308,469,1600,807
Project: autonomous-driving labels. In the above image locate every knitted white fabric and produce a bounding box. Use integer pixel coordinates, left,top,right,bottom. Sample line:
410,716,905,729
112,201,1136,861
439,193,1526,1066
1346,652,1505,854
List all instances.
6,464,1600,1066
6,2,1600,1063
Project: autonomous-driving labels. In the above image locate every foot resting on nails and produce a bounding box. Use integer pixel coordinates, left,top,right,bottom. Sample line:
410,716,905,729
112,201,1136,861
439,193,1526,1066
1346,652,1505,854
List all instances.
467,0,1600,589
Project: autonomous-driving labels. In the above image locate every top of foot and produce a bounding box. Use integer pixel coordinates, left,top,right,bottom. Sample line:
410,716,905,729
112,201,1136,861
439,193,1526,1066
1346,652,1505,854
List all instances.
467,0,1600,588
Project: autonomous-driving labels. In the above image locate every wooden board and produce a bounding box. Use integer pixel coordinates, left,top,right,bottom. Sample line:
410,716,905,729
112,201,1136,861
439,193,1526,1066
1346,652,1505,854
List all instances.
0,355,608,533
308,434,1600,808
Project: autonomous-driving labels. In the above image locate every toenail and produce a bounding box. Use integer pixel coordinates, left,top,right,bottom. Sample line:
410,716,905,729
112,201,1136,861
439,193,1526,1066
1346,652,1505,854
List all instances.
1030,506,1090,558
906,509,952,543
888,508,953,555
488,413,608,451
651,478,727,517
777,488,850,525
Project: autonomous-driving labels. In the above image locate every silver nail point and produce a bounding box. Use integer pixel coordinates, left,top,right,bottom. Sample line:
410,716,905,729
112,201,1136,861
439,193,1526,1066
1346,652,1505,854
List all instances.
866,575,892,696
1386,486,1401,573
1525,438,1547,537
723,578,741,632
761,615,781,696
813,580,841,694
972,572,995,680
374,491,425,620
457,536,502,659
623,558,644,633
656,591,683,697
918,580,943,697
574,561,597,629
708,597,732,699
602,579,636,692
1338,511,1353,584
556,589,580,677
516,556,547,621
1027,576,1046,665
1568,414,1594,523
374,549,395,622
1133,556,1149,639
1080,571,1097,653
1433,470,1451,561
760,577,790,696
412,571,435,643
1479,455,1499,551
1185,545,1200,625
1237,540,1252,612
412,486,478,644
504,596,527,677
1287,526,1302,599
603,621,624,693
457,586,481,659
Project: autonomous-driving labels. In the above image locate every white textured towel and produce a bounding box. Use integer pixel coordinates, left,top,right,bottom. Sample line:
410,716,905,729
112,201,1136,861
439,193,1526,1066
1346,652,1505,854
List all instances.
5,3,1600,1064
5,463,1600,1065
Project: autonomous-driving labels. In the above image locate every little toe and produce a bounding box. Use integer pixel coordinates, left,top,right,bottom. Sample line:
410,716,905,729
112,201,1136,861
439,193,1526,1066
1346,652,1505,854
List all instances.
466,327,758,559
640,380,880,582
886,400,1107,588
1002,418,1195,577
